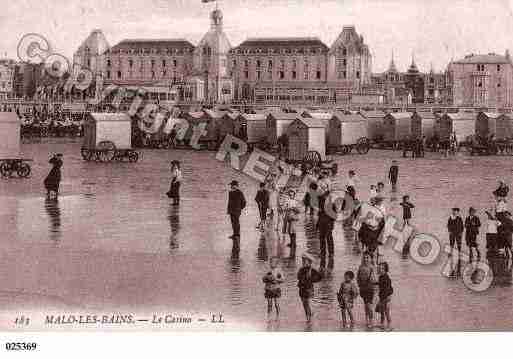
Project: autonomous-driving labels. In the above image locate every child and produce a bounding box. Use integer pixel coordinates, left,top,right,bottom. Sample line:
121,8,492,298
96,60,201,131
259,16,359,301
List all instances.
357,252,377,329
464,207,481,261
255,182,270,230
388,161,399,192
346,170,358,191
399,195,415,228
370,185,377,200
304,182,318,215
337,270,359,328
376,262,393,330
485,210,501,252
376,182,385,199
447,208,464,255
262,257,284,318
297,252,323,322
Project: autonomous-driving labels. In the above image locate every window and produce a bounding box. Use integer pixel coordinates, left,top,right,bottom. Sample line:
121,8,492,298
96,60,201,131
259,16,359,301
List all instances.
257,71,261,80
106,59,111,67
117,71,122,79
498,83,501,87
244,71,249,79
163,70,167,77
87,59,91,68
244,60,249,67
129,59,133,68
280,60,285,69
316,70,321,79
292,71,297,79
497,65,501,71
268,69,273,80
151,71,155,79
478,82,482,87
343,59,346,66
173,59,177,67
279,71,285,79
343,71,347,79
342,48,347,56
356,71,360,79
292,59,297,68
233,59,237,67
304,71,309,80
106,71,111,79
162,60,166,67
268,60,273,68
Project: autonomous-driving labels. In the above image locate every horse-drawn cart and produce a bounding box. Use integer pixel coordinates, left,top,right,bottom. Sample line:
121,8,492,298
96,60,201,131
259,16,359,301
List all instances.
81,113,139,163
0,112,32,178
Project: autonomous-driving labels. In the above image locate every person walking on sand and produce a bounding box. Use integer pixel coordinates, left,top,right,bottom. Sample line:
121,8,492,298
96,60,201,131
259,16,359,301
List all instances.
227,180,246,242
44,153,63,199
464,207,481,261
337,270,359,329
447,208,464,256
357,252,378,329
388,161,399,192
376,262,393,331
263,256,284,319
167,160,182,205
255,182,270,230
297,253,323,322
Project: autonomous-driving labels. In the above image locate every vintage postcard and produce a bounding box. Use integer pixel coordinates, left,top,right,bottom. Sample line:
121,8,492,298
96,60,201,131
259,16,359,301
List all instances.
1,0,513,348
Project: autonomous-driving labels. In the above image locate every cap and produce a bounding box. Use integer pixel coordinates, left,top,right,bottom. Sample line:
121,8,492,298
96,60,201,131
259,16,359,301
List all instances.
452,207,460,211
301,252,314,263
229,180,239,186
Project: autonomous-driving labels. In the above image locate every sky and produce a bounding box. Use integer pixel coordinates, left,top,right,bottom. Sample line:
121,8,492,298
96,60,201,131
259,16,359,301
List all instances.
1,0,513,73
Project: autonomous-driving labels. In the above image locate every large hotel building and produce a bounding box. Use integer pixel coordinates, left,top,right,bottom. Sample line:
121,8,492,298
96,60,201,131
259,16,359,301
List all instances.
73,9,372,105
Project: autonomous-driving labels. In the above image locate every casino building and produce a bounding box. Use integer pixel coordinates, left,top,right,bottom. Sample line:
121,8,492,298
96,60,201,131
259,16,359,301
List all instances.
73,8,373,105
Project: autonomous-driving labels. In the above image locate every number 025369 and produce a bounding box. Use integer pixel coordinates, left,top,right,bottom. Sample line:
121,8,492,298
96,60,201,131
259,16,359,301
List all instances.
5,342,38,351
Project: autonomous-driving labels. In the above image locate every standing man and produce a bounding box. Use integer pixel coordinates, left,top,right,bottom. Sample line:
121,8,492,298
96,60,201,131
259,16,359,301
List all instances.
227,180,247,241
388,160,399,192
318,191,336,272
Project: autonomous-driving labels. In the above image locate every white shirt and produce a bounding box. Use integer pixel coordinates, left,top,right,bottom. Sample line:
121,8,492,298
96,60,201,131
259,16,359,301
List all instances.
486,219,500,234
346,175,358,189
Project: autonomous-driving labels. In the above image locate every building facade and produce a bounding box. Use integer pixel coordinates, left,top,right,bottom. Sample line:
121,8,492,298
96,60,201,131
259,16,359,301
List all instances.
0,59,15,100
446,52,513,108
72,10,372,105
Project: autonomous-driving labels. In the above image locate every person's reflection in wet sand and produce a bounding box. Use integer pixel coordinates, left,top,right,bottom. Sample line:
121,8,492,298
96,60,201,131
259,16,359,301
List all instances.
257,234,268,262
44,198,61,243
447,254,462,278
167,204,180,252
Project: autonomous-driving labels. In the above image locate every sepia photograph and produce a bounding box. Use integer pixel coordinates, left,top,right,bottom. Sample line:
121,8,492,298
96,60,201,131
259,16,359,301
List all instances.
1,0,513,354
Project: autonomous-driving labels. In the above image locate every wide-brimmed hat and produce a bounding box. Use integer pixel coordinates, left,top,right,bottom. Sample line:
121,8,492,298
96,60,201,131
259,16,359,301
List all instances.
301,252,314,263
229,180,239,186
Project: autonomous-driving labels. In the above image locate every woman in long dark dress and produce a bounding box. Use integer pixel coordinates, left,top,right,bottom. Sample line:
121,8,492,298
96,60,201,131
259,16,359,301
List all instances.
167,161,182,205
44,153,63,199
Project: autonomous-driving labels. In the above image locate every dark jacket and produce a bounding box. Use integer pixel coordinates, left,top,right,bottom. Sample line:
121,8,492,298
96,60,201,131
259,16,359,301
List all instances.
318,192,336,231
388,165,399,182
378,273,393,301
254,189,270,208
227,189,246,215
464,215,481,235
448,216,464,234
297,267,322,297
494,185,509,198
498,217,513,238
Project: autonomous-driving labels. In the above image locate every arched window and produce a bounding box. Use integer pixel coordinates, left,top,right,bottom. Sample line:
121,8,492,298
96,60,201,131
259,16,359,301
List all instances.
117,71,121,79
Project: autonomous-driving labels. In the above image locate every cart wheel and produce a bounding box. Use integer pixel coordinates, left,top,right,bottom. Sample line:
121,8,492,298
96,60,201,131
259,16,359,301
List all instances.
356,137,371,155
80,148,90,160
128,151,139,163
342,145,352,155
17,162,31,178
97,141,116,162
0,161,13,177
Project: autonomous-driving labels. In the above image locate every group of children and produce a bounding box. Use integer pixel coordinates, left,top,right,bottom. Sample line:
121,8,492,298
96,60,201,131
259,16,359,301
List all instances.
447,183,513,261
263,251,394,330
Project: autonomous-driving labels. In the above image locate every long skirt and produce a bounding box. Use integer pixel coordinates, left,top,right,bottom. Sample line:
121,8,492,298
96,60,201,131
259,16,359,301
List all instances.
44,169,61,193
169,181,181,199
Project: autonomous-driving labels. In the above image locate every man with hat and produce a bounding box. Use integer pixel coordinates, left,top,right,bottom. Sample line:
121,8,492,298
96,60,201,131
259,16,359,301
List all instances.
227,180,247,241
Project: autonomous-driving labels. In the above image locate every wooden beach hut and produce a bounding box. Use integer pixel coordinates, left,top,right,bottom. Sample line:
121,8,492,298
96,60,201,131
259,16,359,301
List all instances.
82,113,132,150
0,112,21,158
358,110,385,140
411,111,436,139
234,113,267,144
476,112,513,140
287,118,326,161
437,112,476,142
382,112,414,142
328,112,368,148
266,112,300,145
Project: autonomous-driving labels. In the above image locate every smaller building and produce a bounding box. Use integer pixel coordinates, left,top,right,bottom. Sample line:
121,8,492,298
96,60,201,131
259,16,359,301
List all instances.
0,59,16,100
476,112,513,140
382,112,413,142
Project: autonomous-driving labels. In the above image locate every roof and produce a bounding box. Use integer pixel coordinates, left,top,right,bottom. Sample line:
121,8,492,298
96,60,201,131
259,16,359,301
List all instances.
414,111,436,120
110,39,195,52
444,113,476,121
452,53,510,65
386,112,413,120
332,111,366,122
268,112,300,121
479,112,501,119
186,111,205,119
240,113,267,121
302,111,333,120
294,118,327,128
359,110,385,119
329,26,369,55
232,37,328,53
204,109,228,119
77,29,110,56
88,113,130,122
